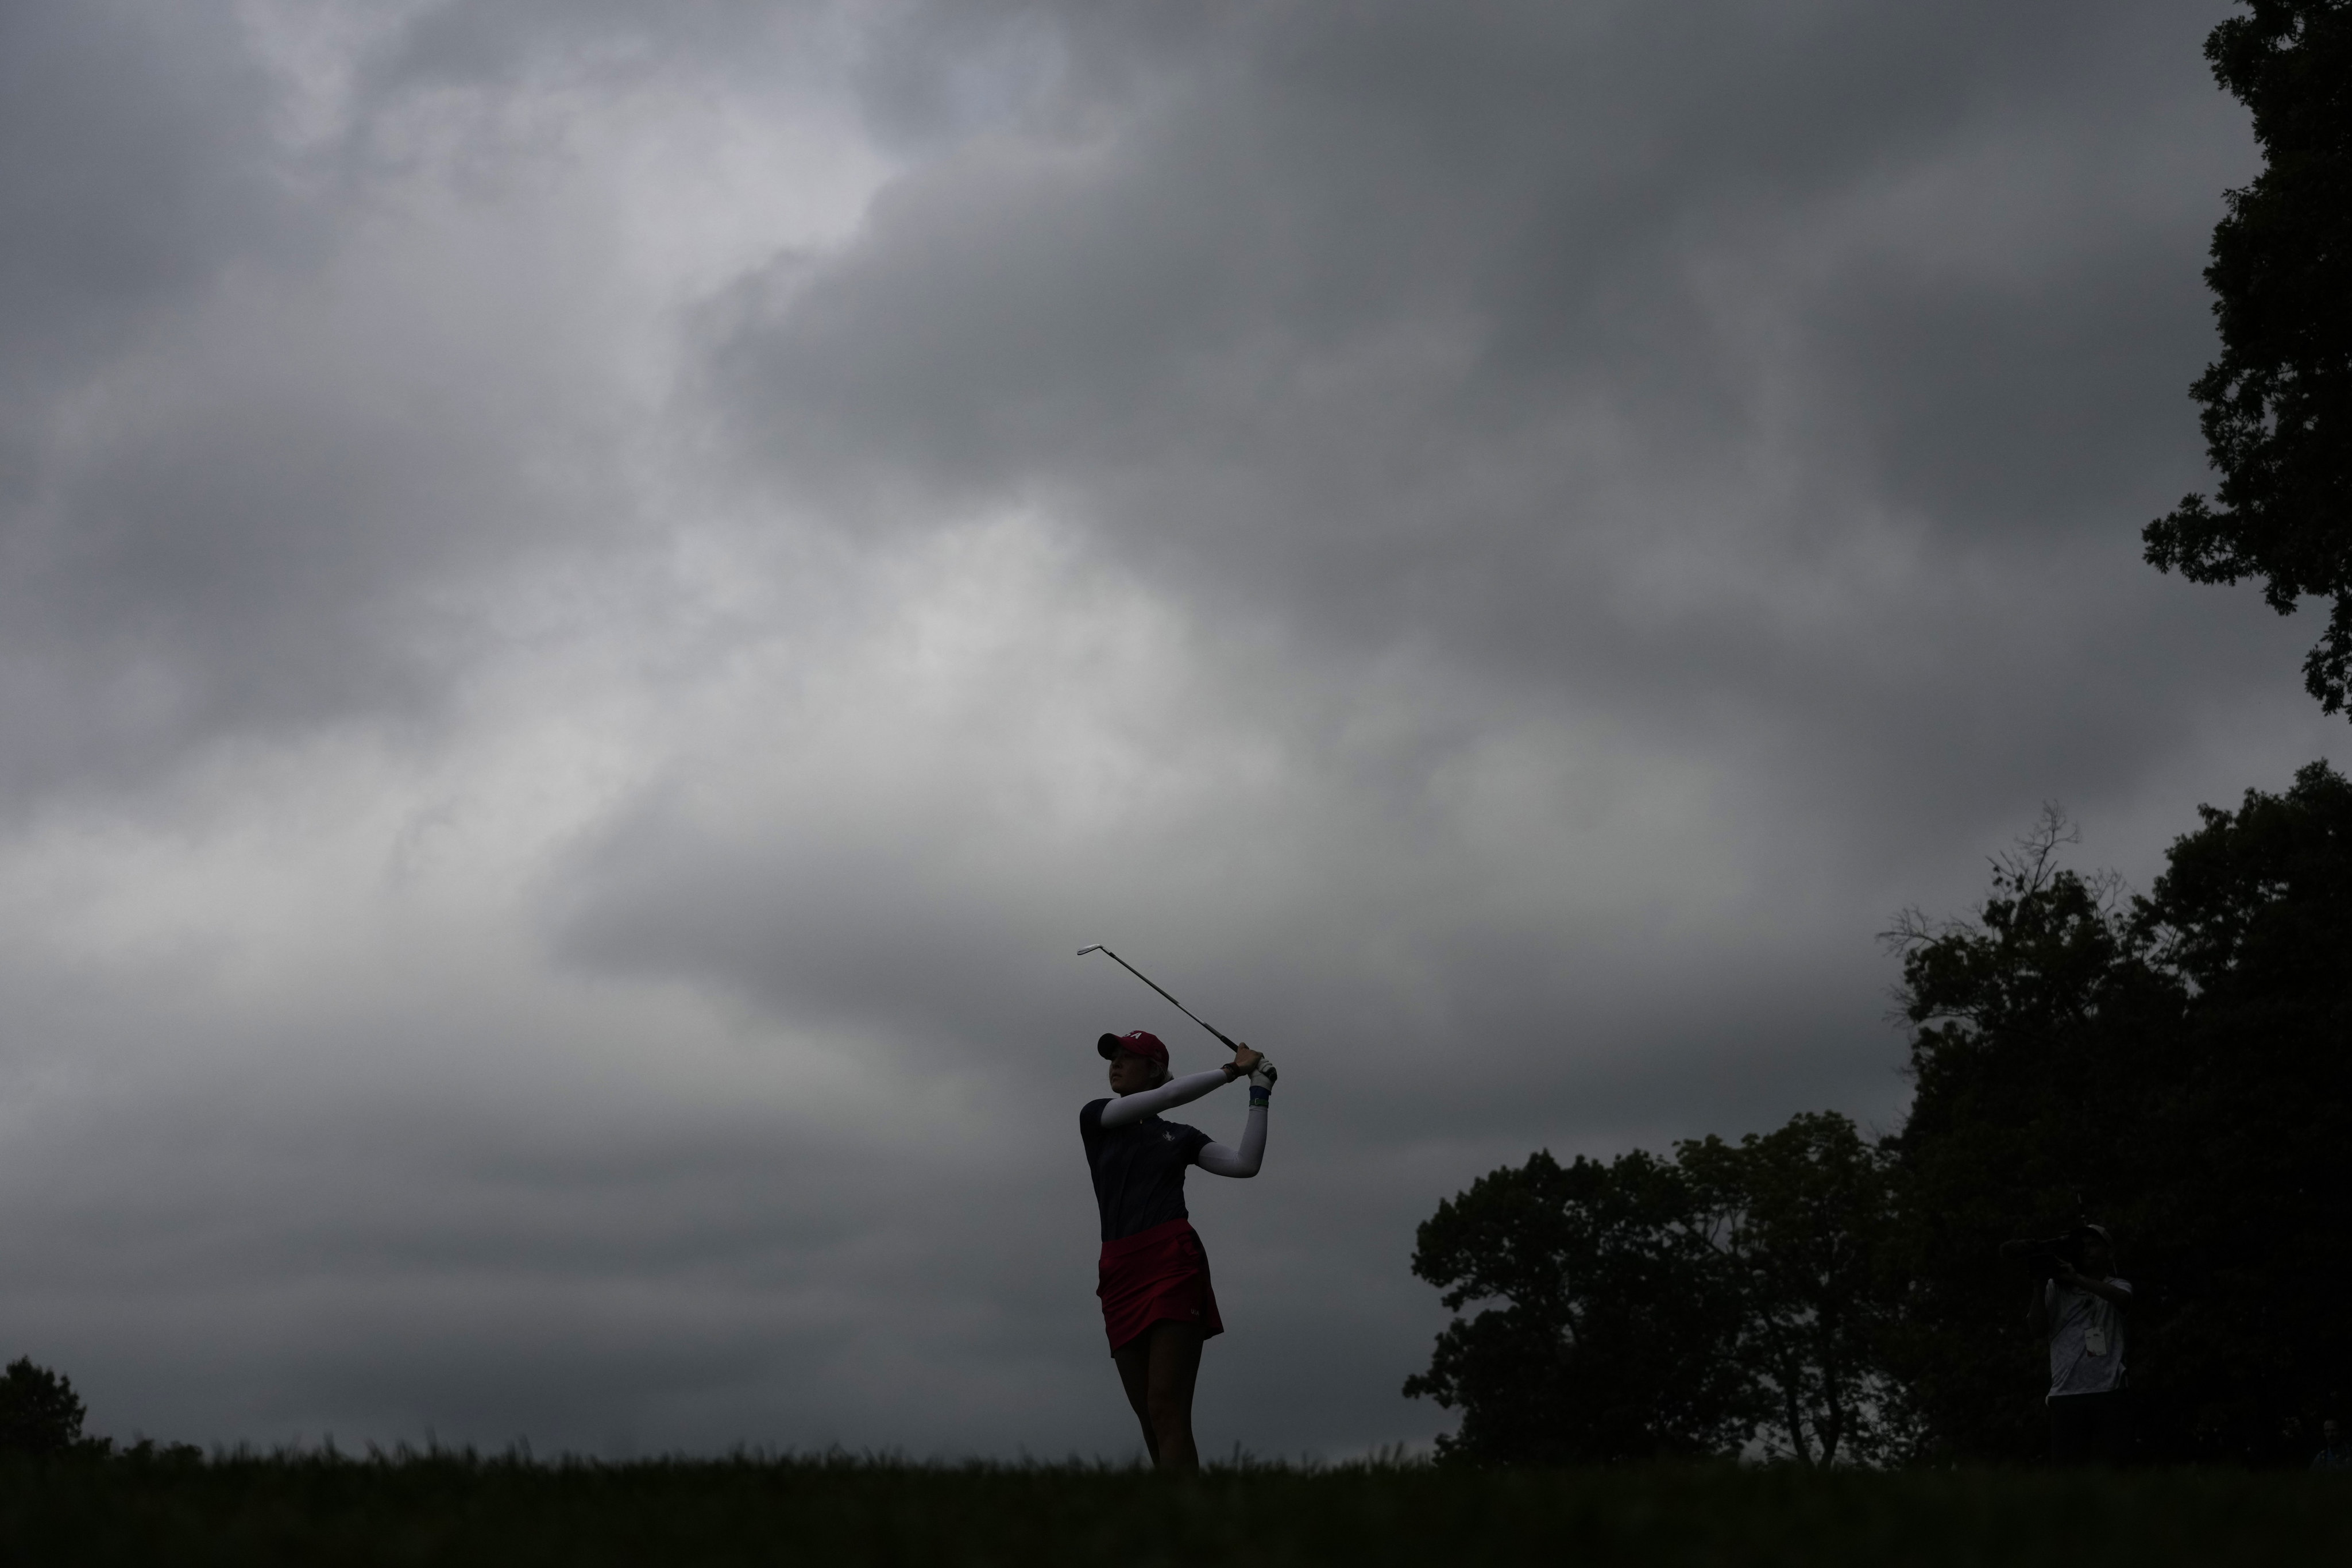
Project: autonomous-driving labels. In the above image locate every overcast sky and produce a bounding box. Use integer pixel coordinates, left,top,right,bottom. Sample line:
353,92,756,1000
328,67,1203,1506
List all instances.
0,0,2339,1461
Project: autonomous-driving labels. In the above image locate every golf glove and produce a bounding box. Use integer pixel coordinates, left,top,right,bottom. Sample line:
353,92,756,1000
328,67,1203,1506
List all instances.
1249,1058,1277,1096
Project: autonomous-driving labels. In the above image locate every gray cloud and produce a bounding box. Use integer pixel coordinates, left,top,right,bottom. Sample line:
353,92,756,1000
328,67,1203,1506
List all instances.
647,0,2312,1041
0,3,284,393
0,0,769,803
698,1,2278,855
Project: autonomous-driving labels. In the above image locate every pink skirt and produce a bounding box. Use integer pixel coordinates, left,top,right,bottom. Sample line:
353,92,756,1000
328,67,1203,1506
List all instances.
1096,1218,1225,1353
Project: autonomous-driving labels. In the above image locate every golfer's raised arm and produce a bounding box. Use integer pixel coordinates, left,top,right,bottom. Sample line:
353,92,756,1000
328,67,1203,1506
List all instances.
1196,1057,1273,1177
1098,1067,1238,1129
1195,1102,1265,1177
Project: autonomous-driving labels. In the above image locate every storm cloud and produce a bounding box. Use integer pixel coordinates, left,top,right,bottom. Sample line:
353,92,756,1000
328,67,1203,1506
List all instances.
0,0,2338,1458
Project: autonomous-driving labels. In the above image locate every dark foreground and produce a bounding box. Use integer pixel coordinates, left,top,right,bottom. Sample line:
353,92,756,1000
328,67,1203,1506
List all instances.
1,1452,2345,1566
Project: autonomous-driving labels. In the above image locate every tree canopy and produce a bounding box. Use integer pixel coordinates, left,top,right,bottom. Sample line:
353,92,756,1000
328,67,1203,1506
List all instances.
0,1358,90,1457
1887,762,2352,1460
1681,1114,1908,1466
1404,1148,1748,1463
2144,1,2352,715
1405,1115,1911,1465
1408,763,2352,1464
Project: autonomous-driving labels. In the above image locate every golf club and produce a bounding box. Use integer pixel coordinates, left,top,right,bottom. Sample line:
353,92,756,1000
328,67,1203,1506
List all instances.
1076,945,1243,1053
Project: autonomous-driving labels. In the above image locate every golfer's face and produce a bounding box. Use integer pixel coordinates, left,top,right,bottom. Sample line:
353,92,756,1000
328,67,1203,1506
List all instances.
1107,1051,1158,1094
2083,1238,2113,1276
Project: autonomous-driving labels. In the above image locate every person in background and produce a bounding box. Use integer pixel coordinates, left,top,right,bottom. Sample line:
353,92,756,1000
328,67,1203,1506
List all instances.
2035,1223,2133,1465
2312,1417,2351,1470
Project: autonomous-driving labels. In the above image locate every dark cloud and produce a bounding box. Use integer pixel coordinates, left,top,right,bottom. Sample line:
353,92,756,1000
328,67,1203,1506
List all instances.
695,2,2279,868
0,3,284,393
669,0,2300,982
0,1,711,804
0,3,435,796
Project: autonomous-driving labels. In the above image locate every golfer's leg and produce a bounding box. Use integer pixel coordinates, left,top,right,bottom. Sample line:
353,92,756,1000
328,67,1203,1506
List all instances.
1146,1322,1206,1474
1112,1337,1160,1465
2049,1397,2084,1465
2092,1391,2131,1465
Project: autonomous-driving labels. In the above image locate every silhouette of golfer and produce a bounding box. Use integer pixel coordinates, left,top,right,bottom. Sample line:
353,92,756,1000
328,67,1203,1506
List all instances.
1079,1029,1274,1473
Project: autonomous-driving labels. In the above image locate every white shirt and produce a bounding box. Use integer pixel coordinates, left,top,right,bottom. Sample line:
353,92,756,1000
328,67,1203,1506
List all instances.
2045,1276,2131,1397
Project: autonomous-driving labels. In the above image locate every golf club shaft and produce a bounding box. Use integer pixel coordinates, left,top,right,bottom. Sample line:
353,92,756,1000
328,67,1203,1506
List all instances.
1083,946,1241,1052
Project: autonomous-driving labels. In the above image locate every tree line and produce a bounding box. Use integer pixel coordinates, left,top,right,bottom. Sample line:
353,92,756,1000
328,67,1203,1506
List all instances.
1405,761,2352,1465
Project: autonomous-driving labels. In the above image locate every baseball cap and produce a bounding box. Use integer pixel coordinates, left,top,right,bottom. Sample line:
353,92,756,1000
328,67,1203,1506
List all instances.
1097,1030,1169,1066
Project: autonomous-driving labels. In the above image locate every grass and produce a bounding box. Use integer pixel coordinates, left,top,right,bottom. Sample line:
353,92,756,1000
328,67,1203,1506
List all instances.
0,1450,2345,1566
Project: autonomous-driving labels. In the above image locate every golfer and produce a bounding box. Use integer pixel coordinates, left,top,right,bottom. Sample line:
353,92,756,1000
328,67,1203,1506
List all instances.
1080,1028,1274,1473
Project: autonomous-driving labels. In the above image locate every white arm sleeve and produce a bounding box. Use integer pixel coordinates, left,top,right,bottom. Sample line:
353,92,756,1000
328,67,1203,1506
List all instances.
1195,1103,1267,1178
1096,1068,1234,1130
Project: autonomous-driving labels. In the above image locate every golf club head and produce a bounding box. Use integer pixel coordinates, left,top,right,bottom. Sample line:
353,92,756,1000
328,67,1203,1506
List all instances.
1075,944,1104,956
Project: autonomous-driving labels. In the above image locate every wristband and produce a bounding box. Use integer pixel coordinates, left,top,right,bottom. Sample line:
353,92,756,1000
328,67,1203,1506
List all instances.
1249,1086,1270,1107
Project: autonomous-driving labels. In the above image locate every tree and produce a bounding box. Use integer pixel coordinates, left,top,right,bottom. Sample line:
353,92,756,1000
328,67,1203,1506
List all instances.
2122,760,2352,1455
2144,1,2352,715
1680,1114,1911,1466
1879,808,2181,1460
1884,768,2352,1460
1409,767,2352,1465
0,1358,89,1457
1405,1119,1918,1466
1404,1149,1748,1463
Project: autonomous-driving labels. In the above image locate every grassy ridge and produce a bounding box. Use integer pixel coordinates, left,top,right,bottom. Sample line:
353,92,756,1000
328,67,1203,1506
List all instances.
0,1454,2344,1566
